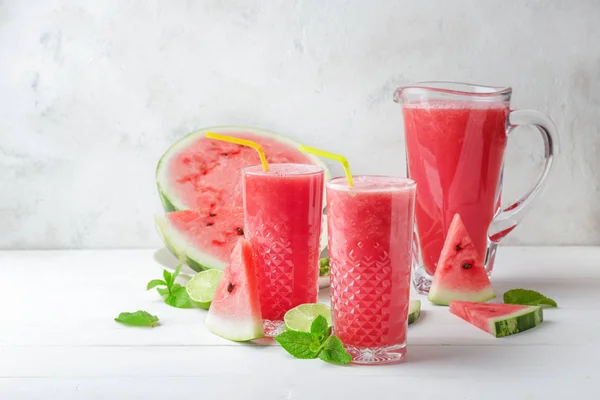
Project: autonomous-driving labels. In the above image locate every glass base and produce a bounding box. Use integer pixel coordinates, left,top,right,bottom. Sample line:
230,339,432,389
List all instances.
263,320,285,337
412,266,432,294
345,343,407,365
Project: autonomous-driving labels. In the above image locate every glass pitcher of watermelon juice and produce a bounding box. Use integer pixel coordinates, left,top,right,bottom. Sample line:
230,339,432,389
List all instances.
394,82,559,293
242,163,324,336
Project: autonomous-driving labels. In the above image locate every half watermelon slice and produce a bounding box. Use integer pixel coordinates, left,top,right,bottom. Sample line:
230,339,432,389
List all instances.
155,126,330,272
449,301,544,338
428,213,495,305
156,126,330,211
204,237,264,341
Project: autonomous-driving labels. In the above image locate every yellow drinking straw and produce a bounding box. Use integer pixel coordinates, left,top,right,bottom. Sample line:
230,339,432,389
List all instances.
298,145,354,186
205,132,269,171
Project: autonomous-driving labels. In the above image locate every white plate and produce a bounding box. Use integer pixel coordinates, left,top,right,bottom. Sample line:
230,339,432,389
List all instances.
153,247,331,288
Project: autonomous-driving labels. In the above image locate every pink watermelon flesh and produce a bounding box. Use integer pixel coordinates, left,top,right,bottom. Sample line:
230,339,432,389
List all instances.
428,213,494,305
155,209,241,271
204,237,264,341
156,129,325,272
450,301,543,338
160,131,317,211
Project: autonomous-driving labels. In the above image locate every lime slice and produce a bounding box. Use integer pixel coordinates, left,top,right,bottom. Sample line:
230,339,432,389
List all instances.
284,303,332,333
408,299,421,325
186,269,223,309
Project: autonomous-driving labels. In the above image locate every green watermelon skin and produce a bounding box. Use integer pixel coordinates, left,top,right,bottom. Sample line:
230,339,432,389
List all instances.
450,301,543,338
408,300,421,325
494,309,543,337
158,187,178,213
154,213,226,272
428,214,494,305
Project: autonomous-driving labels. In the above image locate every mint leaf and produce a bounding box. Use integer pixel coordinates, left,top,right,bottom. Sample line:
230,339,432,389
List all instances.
172,285,193,308
318,335,351,365
164,284,193,308
319,258,330,276
172,264,183,282
164,294,178,307
150,266,194,308
310,315,330,342
537,297,558,307
274,331,320,359
115,311,159,327
163,269,173,287
503,289,558,308
146,279,166,290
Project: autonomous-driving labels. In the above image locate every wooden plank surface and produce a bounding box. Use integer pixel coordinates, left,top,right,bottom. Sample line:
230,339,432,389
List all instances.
1,247,599,399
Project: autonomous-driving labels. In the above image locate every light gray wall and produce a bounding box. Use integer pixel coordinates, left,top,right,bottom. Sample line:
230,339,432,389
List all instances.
1,0,599,249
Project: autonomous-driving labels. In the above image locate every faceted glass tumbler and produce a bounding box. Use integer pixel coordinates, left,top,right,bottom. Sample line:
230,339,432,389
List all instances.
326,176,416,364
243,163,324,337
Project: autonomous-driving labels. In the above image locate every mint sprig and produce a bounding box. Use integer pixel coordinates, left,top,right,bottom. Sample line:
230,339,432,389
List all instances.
274,315,351,365
503,288,558,308
115,310,159,327
311,313,331,341
275,330,322,359
147,264,194,308
318,335,352,364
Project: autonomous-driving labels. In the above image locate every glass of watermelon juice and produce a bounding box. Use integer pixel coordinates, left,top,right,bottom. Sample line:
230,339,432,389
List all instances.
394,82,559,294
242,163,324,336
327,176,416,365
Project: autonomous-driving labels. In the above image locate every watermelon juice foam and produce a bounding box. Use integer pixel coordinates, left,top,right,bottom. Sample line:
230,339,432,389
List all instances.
327,176,416,365
403,101,508,278
242,163,324,336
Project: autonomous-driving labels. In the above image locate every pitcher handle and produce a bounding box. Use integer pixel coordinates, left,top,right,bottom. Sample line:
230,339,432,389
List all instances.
487,110,559,244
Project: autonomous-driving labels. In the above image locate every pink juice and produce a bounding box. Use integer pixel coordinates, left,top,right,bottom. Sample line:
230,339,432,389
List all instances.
327,176,415,363
242,164,324,323
403,101,508,276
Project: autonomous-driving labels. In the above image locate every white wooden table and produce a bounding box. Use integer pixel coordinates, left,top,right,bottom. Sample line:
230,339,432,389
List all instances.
2,247,599,399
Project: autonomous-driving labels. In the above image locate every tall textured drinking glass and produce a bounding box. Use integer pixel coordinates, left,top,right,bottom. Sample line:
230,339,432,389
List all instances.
327,176,416,364
394,82,559,294
242,163,324,336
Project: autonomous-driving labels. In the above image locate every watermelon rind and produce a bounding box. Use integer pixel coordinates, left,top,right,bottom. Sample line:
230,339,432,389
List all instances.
204,238,264,342
408,299,421,325
490,305,543,338
156,125,332,212
205,312,264,342
428,285,495,306
450,301,544,338
154,214,226,272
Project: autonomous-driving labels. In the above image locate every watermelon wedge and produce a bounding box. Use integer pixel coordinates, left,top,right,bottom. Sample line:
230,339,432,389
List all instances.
449,301,543,338
408,300,421,325
204,237,264,341
155,126,330,272
428,214,494,305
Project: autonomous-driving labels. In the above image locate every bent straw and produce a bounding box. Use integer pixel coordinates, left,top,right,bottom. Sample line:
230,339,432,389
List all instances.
298,145,354,186
205,132,269,171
